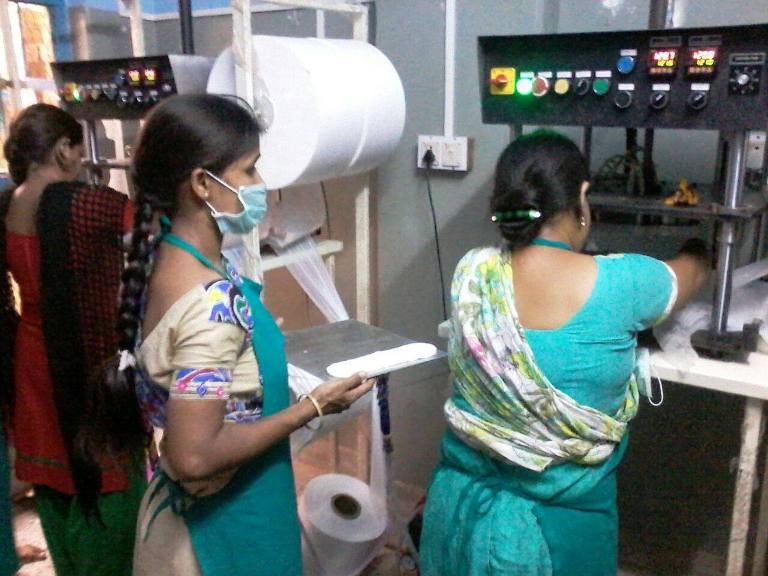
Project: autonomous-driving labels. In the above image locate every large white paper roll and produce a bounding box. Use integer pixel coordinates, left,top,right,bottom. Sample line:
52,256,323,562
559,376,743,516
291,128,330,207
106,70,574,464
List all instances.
207,35,406,189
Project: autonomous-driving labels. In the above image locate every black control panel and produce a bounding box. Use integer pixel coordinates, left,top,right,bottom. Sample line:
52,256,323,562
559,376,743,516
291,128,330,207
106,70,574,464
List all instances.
52,55,214,120
479,24,768,130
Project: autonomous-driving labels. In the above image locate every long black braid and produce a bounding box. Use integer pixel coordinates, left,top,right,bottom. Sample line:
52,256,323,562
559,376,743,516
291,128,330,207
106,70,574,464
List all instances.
0,186,19,415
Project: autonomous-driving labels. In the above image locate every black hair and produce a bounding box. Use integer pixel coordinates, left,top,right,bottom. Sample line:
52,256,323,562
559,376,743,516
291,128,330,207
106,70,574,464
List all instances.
1,105,82,418
94,95,261,483
490,130,589,251
0,188,17,415
2,103,83,185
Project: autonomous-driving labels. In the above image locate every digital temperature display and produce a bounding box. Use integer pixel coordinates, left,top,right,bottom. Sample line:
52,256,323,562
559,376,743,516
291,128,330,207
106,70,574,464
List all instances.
648,48,678,75
686,47,718,77
127,68,142,86
143,68,157,85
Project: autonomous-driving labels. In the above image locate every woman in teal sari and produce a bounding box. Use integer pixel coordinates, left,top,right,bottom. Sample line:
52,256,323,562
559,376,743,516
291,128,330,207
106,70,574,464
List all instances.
96,95,373,576
420,131,709,576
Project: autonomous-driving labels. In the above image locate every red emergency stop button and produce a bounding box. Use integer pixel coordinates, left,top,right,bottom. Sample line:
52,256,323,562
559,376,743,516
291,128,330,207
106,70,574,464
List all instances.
489,67,516,95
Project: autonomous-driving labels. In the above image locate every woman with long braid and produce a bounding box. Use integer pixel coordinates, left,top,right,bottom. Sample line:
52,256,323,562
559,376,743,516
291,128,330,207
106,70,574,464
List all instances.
116,94,373,576
0,103,146,576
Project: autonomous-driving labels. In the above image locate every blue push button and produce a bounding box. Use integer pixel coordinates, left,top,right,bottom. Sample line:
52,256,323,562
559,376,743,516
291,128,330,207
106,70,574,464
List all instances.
617,55,636,75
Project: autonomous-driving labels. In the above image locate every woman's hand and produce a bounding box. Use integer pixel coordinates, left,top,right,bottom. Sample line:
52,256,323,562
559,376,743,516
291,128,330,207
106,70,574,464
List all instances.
308,372,375,415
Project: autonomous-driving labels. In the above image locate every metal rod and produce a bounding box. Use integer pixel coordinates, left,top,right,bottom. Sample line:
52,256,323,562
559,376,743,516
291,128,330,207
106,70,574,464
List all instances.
648,0,672,29
178,0,194,54
84,120,102,186
712,131,749,333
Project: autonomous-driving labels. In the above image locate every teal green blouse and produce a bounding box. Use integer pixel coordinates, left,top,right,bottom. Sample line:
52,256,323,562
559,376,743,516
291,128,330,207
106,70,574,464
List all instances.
525,253,676,415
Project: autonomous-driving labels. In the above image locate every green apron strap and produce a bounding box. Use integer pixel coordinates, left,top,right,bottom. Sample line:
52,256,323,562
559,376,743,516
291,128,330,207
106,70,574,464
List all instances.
158,216,228,278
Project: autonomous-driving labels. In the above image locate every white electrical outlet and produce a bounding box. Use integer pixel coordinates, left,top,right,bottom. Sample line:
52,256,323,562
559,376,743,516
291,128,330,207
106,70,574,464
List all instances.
417,135,471,171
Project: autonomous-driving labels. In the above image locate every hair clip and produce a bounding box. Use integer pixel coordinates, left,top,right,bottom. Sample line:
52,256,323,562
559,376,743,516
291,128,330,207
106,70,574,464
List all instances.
491,209,542,223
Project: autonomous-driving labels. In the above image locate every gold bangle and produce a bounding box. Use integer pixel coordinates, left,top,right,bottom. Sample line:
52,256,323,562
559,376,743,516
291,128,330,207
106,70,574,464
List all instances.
298,393,323,418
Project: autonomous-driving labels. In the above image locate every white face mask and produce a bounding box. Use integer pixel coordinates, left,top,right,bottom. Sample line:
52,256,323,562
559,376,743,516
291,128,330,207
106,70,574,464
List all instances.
204,170,268,235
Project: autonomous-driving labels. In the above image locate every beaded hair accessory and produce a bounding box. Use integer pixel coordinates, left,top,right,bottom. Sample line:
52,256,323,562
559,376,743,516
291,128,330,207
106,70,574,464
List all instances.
491,209,542,223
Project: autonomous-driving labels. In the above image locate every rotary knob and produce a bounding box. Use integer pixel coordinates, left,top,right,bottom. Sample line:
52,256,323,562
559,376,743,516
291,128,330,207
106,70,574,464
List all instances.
687,91,708,111
649,91,670,110
116,92,130,108
614,90,633,109
131,92,145,108
574,78,591,96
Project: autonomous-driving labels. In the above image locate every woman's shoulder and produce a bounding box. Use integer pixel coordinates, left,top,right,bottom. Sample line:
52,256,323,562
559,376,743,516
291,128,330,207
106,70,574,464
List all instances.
143,271,251,345
594,252,671,278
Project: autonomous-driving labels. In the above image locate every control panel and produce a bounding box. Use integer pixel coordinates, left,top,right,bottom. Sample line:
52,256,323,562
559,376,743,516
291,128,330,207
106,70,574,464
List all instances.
52,55,214,120
480,24,768,130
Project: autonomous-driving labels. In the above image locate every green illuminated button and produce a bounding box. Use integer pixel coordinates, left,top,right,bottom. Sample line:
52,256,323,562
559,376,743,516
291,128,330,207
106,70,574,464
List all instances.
592,78,611,96
516,78,533,96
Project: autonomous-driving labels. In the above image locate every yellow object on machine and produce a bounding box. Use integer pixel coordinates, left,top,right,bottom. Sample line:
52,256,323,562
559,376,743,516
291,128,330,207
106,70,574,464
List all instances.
664,179,700,206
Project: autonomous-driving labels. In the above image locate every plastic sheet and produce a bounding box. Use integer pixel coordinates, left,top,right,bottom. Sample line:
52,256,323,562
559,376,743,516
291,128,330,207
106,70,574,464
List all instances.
269,235,349,324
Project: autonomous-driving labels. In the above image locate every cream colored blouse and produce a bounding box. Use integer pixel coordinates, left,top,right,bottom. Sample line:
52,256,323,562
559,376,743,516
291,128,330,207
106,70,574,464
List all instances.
137,278,262,425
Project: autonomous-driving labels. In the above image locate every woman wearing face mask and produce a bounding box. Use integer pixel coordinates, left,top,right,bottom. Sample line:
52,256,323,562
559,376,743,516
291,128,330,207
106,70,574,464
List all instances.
112,95,373,576
1,103,144,576
419,131,709,576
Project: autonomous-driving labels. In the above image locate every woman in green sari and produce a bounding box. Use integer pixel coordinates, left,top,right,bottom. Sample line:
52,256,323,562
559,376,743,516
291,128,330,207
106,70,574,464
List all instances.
99,95,374,576
420,131,709,576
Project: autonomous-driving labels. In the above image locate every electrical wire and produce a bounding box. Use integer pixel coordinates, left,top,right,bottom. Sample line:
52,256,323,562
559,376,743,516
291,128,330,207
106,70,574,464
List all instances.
424,165,449,320
320,181,332,238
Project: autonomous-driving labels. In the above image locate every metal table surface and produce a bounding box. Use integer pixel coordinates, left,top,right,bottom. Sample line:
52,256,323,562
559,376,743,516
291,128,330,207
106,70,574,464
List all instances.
285,319,446,380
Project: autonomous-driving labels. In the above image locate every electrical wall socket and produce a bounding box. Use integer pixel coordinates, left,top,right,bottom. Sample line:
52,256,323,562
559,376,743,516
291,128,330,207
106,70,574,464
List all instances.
417,135,472,171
